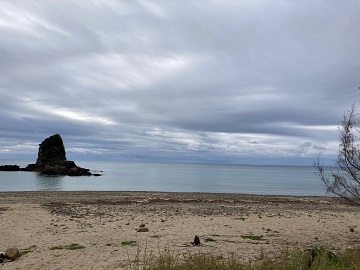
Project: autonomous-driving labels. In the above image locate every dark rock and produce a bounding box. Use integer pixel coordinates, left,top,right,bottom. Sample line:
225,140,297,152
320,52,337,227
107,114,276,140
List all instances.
64,161,76,169
5,247,20,261
36,134,66,166
21,134,99,176
41,165,63,175
139,223,146,227
0,252,11,264
67,167,92,176
137,227,149,232
193,235,201,246
0,165,20,171
21,163,37,171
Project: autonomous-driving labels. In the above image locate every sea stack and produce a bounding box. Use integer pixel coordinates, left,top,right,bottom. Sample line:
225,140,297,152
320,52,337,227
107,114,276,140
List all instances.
36,133,67,167
22,134,96,176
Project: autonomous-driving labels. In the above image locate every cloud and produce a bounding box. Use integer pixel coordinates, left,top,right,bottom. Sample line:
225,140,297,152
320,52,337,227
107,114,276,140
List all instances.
1,0,359,165
298,141,327,152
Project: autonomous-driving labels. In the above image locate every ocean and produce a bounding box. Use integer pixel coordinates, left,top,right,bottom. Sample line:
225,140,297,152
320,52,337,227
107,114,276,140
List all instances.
0,160,326,196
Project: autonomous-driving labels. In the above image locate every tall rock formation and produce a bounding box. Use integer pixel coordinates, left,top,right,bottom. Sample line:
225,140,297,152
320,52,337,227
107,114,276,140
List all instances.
22,134,98,176
36,134,67,166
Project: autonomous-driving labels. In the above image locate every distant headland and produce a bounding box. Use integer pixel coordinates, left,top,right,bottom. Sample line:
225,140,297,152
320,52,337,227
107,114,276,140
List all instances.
0,134,101,176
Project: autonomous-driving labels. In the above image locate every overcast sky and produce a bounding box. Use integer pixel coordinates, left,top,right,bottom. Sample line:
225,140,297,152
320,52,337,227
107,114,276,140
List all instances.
1,0,360,165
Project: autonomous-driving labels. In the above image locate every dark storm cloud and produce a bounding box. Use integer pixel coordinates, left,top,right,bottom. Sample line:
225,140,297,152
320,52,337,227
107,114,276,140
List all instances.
1,0,360,165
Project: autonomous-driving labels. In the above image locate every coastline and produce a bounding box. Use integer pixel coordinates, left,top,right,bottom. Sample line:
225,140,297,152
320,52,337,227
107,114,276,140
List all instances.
0,190,336,205
1,191,359,269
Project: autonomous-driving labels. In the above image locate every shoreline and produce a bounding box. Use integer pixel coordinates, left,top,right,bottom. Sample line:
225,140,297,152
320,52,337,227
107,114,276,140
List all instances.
1,191,359,269
0,190,336,202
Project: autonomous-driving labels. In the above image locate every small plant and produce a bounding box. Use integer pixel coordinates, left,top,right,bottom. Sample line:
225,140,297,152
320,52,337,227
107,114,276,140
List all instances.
49,245,64,250
312,246,338,261
240,234,264,241
66,243,85,250
305,246,339,268
121,240,137,246
205,237,216,242
49,243,85,251
20,245,36,255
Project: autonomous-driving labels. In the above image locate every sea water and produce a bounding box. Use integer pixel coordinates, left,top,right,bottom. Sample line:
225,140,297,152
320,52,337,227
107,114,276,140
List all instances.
0,160,326,196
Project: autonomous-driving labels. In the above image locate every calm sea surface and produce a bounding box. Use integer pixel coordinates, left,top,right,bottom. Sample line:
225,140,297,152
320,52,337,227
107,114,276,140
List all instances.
0,160,326,196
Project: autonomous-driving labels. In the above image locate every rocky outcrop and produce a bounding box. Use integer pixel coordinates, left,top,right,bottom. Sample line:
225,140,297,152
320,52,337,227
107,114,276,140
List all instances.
36,133,67,166
0,165,20,171
20,134,100,176
24,161,92,176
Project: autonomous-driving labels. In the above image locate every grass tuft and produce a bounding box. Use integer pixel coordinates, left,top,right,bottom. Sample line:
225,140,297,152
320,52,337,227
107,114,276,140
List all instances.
125,245,360,270
49,243,85,251
20,245,36,255
49,245,64,251
240,235,264,241
66,243,85,250
204,237,216,242
122,240,137,246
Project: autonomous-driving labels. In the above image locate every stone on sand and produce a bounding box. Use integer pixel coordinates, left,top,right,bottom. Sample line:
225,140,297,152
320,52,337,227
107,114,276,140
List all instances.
5,247,20,261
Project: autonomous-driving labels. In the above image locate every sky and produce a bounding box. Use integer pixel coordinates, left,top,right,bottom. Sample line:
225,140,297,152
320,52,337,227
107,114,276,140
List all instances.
1,0,360,166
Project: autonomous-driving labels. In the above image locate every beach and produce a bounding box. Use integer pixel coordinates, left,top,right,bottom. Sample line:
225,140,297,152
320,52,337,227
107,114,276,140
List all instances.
1,191,359,269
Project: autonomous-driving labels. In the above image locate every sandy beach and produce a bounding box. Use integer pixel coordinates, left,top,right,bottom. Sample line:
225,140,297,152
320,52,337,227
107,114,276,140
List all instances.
1,191,359,269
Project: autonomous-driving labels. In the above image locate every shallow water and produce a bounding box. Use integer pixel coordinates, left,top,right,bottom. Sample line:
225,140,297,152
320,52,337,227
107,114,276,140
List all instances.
0,160,326,196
